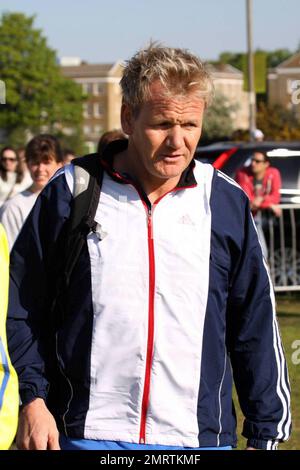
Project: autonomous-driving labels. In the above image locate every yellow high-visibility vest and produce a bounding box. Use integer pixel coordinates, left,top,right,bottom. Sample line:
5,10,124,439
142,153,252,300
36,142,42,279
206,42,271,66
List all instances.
0,224,18,449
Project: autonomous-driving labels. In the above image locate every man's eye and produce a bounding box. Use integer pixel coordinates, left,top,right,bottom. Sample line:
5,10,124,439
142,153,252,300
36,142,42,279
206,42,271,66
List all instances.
153,122,170,128
184,123,197,128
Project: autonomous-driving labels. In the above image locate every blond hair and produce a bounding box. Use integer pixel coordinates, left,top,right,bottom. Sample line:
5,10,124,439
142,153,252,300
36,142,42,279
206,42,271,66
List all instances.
120,43,214,114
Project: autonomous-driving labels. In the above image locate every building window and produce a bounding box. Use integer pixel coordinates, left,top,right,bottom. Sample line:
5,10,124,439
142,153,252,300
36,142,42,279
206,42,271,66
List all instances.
94,125,103,135
82,83,93,95
87,83,93,94
88,103,94,117
83,103,93,118
62,127,75,136
94,103,103,117
83,125,91,135
93,83,104,95
85,141,96,153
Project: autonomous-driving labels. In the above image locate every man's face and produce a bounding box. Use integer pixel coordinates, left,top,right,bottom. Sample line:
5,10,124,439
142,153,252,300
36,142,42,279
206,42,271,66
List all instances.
1,149,17,172
251,152,269,176
121,80,205,185
28,156,61,190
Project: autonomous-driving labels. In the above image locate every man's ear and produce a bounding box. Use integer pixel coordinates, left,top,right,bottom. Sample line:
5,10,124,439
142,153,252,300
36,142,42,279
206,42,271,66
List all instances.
121,103,134,135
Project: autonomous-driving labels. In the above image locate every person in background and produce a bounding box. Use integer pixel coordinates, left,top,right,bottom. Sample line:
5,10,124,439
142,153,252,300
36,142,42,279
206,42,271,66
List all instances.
236,152,281,217
17,147,32,188
7,44,290,451
97,129,127,155
0,147,31,207
0,223,18,450
235,151,282,258
251,128,264,142
62,148,76,165
0,135,63,250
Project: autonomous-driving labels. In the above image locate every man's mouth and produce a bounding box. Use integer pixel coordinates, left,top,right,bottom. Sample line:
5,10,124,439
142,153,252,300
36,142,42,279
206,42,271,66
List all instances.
161,154,183,161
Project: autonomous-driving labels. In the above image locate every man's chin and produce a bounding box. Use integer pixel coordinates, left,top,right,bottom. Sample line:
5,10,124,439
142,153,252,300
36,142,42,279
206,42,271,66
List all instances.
156,160,187,175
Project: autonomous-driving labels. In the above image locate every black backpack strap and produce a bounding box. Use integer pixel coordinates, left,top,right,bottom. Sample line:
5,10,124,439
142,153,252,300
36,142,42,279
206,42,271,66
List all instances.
63,153,104,285
50,153,103,329
46,153,104,409
70,153,104,230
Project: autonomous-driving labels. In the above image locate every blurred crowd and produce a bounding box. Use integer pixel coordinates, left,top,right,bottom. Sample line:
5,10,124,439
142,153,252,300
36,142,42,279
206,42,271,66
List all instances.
0,137,69,249
0,129,126,250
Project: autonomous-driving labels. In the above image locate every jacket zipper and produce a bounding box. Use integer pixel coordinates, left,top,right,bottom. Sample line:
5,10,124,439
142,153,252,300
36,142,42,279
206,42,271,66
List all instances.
139,205,155,444
106,168,196,443
104,167,157,443
137,188,196,443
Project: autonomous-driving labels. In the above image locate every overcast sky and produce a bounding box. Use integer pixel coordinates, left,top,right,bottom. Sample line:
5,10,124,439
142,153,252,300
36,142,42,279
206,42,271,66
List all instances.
1,0,299,63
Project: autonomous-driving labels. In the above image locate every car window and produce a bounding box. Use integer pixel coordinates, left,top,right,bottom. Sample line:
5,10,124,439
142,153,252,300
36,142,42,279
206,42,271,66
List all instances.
269,156,300,190
221,150,252,177
195,145,300,191
194,150,222,164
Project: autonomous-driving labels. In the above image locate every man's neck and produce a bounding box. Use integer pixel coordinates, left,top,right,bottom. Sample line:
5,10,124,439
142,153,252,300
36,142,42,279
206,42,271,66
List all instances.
254,170,266,181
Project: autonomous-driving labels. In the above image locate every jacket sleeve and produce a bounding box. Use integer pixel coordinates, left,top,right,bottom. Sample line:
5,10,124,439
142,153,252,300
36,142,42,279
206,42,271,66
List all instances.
226,196,291,450
260,168,282,208
6,171,72,406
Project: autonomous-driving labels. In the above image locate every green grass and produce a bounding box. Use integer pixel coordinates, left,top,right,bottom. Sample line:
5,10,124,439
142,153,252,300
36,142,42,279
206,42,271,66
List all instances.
234,299,300,450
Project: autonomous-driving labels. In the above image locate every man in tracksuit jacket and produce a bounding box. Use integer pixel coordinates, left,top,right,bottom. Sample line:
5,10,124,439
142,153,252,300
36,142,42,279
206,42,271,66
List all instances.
7,44,291,450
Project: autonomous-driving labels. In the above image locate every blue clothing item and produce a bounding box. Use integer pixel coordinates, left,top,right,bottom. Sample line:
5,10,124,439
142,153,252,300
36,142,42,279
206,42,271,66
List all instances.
59,435,231,451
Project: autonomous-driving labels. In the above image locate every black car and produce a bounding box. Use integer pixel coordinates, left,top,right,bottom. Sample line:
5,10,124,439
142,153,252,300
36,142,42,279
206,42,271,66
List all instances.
195,141,300,290
195,141,300,204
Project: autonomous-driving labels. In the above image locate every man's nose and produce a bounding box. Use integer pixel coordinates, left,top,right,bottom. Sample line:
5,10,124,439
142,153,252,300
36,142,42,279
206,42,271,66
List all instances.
166,125,184,149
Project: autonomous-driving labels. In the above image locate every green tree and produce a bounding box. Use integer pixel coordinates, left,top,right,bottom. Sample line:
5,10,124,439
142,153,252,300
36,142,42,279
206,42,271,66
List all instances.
219,48,293,71
266,49,292,68
0,12,84,152
257,102,300,140
218,48,294,94
201,93,237,142
219,52,244,71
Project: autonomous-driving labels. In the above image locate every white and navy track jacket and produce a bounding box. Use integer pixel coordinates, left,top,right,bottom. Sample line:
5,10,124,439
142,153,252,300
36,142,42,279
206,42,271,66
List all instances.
7,140,291,449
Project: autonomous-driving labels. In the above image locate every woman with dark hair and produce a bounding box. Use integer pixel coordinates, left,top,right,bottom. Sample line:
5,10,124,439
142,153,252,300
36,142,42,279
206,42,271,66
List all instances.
0,146,32,207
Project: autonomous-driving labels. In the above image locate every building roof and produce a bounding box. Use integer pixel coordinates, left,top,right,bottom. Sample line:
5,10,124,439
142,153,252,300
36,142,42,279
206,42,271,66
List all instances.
276,51,300,69
60,59,243,81
207,63,243,78
61,62,124,78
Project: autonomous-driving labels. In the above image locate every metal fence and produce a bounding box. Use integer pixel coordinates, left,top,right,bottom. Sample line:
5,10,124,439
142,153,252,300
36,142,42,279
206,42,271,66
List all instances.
260,205,300,292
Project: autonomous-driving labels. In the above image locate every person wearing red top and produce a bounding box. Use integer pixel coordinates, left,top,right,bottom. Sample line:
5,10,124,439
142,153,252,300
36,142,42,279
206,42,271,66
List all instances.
236,152,282,217
236,152,282,258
